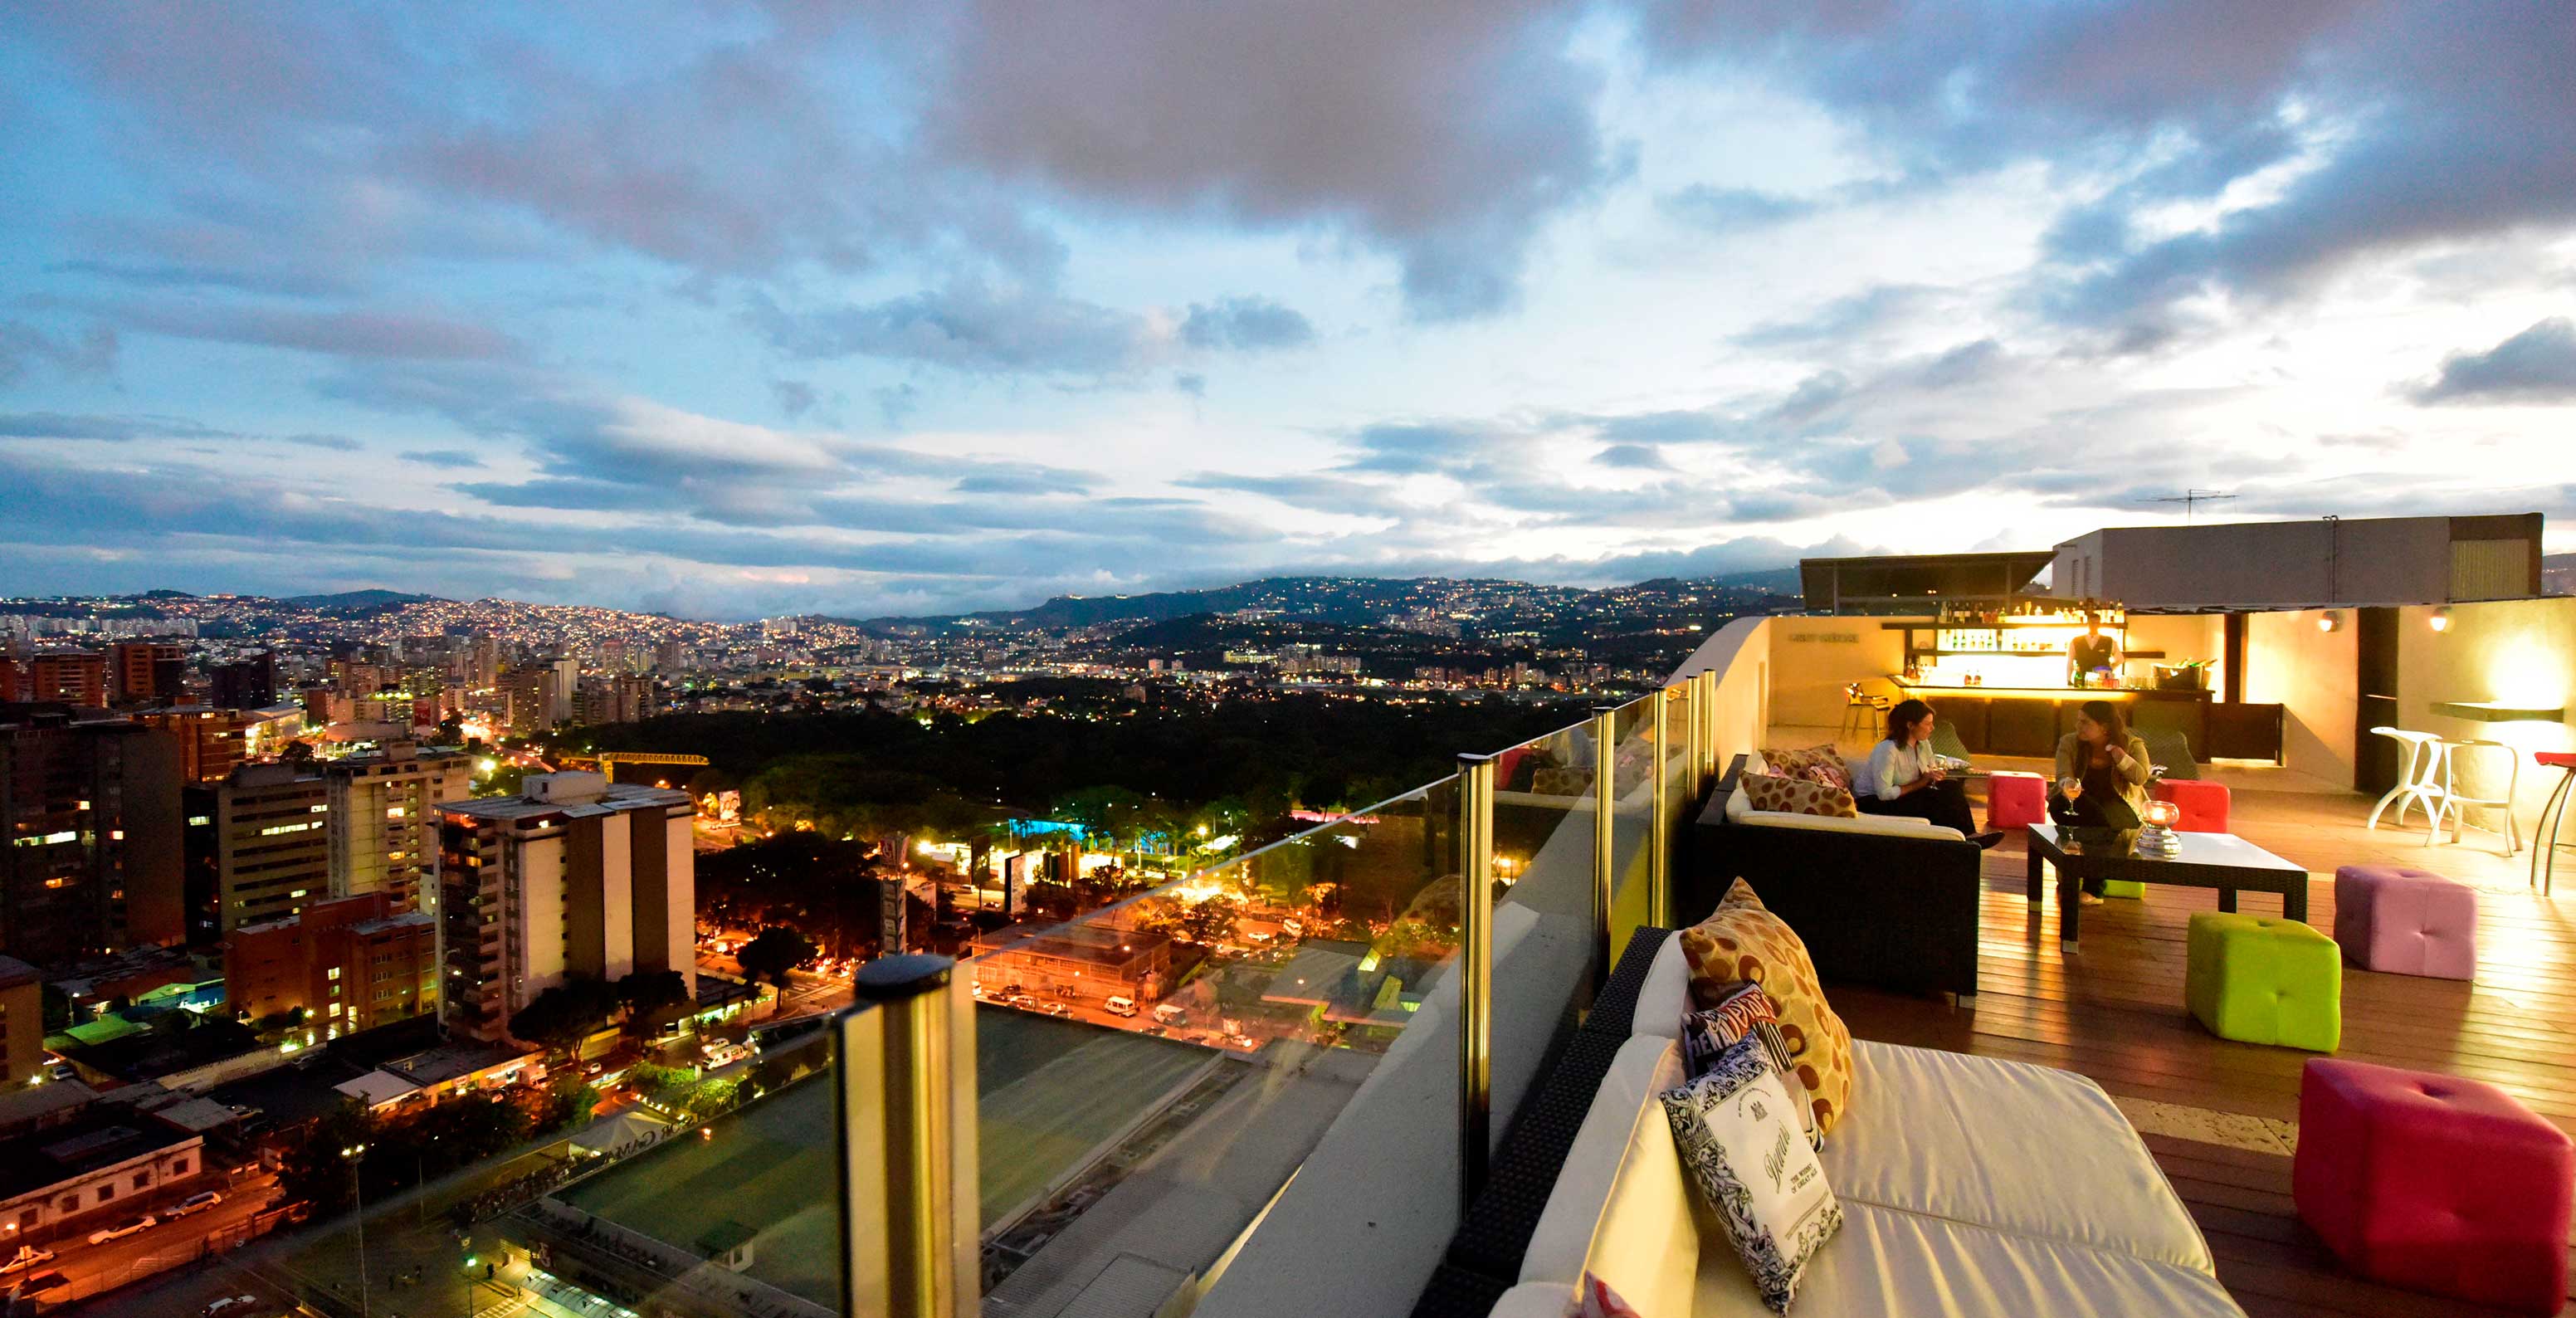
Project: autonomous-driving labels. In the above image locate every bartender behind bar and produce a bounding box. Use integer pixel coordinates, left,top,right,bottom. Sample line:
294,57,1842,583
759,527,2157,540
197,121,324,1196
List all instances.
2067,613,2122,686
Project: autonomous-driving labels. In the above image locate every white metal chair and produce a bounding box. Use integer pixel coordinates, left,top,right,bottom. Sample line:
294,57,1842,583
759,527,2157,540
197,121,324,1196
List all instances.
2365,727,2452,844
2434,738,2521,857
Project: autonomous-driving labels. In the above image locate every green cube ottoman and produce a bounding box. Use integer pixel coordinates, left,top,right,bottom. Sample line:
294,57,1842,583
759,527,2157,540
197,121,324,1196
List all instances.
2101,880,2144,899
2187,912,2341,1051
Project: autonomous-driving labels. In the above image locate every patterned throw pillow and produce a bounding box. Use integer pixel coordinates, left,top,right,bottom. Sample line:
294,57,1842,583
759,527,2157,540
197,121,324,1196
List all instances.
1569,1273,1645,1318
1681,981,1776,1076
1678,879,1856,1138
1737,773,1858,818
1531,766,1595,797
1762,744,1852,793
1661,1036,1844,1314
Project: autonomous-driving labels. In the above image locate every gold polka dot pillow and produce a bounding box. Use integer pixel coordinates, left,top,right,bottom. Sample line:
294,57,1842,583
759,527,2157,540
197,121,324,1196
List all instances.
1677,879,1856,1138
1738,772,1858,818
1762,744,1854,793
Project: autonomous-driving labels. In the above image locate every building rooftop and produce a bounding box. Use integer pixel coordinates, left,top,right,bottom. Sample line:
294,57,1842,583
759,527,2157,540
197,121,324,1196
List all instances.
0,954,38,989
442,771,689,821
0,1109,198,1203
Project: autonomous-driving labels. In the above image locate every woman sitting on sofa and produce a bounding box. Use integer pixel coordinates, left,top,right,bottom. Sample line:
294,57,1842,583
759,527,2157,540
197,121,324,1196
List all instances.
1859,699,2003,848
2052,699,2155,905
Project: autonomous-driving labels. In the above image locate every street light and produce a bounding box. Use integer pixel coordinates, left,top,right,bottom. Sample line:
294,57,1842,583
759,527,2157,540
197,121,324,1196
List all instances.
344,1142,372,1318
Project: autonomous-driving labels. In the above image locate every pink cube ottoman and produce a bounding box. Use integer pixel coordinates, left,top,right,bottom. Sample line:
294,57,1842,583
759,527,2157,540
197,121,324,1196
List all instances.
2150,778,2232,832
2334,864,2476,980
1987,770,2047,830
2295,1058,2574,1313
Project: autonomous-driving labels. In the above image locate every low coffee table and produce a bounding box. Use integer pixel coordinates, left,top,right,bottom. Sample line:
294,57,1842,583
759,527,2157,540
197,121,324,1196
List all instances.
2025,823,2311,946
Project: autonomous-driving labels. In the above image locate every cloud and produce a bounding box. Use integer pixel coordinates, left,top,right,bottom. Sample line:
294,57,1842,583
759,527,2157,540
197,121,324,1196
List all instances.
283,432,362,451
1179,297,1315,351
2409,318,2576,405
399,448,482,466
0,412,231,442
1595,442,1671,470
117,302,520,360
748,282,1154,375
953,465,1098,496
1659,186,1819,233
772,379,818,418
0,322,118,387
926,0,1615,320
1173,372,1207,398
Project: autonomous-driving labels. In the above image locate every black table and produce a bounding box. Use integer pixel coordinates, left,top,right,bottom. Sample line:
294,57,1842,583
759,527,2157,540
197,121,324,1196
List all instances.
2024,823,2310,947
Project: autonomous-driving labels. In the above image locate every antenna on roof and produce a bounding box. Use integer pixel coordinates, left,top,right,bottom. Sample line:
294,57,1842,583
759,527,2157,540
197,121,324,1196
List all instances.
2136,489,2238,522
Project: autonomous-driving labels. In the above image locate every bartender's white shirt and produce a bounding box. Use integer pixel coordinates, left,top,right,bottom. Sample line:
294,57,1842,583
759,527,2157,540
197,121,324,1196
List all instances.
1864,738,1939,801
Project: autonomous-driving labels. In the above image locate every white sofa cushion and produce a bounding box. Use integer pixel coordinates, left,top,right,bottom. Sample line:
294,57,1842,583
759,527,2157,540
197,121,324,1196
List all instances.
1690,1201,2243,1317
1821,1042,2216,1272
1733,809,1963,841
1629,935,1692,1039
1522,1037,1699,1318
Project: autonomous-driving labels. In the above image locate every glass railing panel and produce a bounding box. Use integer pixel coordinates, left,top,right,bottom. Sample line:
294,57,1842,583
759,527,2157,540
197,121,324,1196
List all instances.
1606,695,1658,945
964,776,1463,1314
232,1015,849,1318
1490,718,1609,1124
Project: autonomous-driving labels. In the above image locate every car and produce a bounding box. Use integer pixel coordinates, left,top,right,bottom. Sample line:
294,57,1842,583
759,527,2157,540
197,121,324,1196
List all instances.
45,1062,74,1081
88,1213,157,1244
1102,996,1137,1018
19,1272,66,1294
168,1190,223,1217
1042,1002,1069,1017
0,1246,54,1275
201,1296,261,1317
1151,1003,1188,1027
1139,1025,1168,1038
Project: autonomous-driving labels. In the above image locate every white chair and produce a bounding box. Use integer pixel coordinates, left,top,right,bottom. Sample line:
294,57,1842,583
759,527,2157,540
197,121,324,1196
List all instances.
2435,738,2521,857
2366,727,2452,844
1841,682,1891,740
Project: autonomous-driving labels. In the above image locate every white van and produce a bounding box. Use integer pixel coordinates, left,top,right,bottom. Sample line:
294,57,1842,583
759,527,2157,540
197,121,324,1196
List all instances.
1102,996,1138,1018
1150,1003,1187,1027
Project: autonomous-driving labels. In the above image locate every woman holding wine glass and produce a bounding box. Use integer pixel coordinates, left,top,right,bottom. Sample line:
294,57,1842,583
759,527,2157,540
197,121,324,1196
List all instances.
2052,700,2154,904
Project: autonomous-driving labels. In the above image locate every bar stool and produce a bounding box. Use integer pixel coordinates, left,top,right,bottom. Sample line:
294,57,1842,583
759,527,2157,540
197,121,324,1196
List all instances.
2433,739,2519,857
2532,750,2576,896
1841,682,1891,740
2365,727,2452,844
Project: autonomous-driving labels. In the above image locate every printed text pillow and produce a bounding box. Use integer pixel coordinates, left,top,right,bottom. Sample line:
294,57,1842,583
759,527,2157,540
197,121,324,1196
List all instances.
1678,879,1856,1138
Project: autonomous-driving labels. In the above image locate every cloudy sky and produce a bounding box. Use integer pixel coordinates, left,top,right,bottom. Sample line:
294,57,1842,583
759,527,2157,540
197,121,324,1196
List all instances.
2,2,2572,618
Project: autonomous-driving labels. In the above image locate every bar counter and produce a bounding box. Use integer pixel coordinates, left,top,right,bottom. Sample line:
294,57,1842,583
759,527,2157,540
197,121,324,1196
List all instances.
1890,680,2281,761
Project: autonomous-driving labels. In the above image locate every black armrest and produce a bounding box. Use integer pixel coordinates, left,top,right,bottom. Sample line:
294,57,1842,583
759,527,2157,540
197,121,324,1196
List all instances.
1408,1261,1514,1318
1582,925,1676,1041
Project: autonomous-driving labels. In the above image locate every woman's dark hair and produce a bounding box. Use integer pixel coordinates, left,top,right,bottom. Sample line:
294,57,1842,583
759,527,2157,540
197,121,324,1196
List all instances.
2078,700,2127,758
1886,698,1934,744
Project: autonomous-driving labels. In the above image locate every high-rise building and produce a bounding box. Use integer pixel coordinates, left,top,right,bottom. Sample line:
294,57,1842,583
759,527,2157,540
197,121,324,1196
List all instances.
549,656,578,725
21,652,108,707
500,666,558,735
132,706,254,783
437,772,694,1044
0,955,40,1086
0,712,183,967
324,740,471,915
468,636,501,691
653,640,690,675
208,652,279,709
188,762,329,934
110,642,188,705
224,891,436,1037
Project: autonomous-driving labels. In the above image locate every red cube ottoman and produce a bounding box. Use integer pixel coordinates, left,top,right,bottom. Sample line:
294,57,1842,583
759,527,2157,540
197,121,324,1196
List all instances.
1987,770,2047,830
2334,864,2477,980
2150,778,2232,832
2295,1058,2574,1313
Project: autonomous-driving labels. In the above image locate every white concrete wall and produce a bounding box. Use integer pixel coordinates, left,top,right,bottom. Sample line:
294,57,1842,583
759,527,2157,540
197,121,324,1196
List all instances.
2097,520,2456,609
666,813,698,993
2123,613,2224,687
2245,608,2359,785
517,833,567,1005
1759,615,1906,729
597,813,636,981
2398,597,2576,839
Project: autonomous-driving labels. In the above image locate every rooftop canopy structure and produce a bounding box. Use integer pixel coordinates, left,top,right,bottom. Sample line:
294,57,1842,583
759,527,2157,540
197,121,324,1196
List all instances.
1799,550,2058,614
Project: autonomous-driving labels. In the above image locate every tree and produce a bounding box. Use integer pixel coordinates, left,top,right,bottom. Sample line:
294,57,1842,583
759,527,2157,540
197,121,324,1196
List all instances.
509,978,621,1050
1180,896,1242,945
279,1103,376,1216
618,969,690,1015
410,1094,530,1168
538,1074,599,1133
737,926,817,988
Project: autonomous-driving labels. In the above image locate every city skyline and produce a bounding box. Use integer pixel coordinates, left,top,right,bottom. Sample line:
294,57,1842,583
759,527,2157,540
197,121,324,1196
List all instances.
4,4,2574,621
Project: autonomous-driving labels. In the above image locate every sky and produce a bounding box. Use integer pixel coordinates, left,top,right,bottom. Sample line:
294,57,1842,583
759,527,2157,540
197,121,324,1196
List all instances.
1,2,2572,620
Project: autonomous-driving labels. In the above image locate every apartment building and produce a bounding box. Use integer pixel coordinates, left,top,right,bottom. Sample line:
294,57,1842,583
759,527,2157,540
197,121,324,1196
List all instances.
437,772,695,1044
225,891,436,1035
188,762,329,934
110,642,188,705
324,740,471,915
0,711,183,967
133,705,255,783
0,956,40,1086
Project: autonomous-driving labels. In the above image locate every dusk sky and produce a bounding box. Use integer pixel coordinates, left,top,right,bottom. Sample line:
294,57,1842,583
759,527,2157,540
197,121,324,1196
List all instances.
2,2,2572,619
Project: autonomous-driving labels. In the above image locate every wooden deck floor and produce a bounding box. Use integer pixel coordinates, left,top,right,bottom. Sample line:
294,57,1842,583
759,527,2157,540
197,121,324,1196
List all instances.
1827,785,2576,1317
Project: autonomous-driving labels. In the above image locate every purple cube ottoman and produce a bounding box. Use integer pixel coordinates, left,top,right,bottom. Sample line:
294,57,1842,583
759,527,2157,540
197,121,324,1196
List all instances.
2333,865,2476,980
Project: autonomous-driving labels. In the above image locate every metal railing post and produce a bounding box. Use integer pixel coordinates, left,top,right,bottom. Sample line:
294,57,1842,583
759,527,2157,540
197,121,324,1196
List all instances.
1698,669,1720,777
1590,706,1618,994
839,954,979,1318
1683,674,1705,802
1650,690,1671,929
1456,752,1496,1213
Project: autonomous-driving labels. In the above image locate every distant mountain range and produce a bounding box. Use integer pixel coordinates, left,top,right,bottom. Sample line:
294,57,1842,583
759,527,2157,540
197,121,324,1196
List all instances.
282,588,442,609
